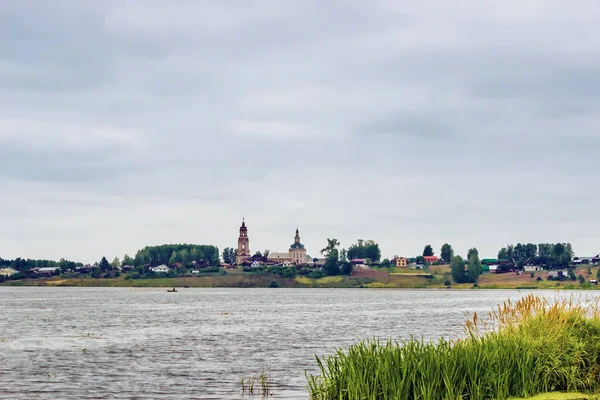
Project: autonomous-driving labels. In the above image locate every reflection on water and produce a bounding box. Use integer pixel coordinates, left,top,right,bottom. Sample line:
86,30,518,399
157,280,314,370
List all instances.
0,287,591,399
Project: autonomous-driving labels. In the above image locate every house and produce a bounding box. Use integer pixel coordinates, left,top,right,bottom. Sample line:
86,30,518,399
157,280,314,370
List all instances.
590,279,598,285
524,265,544,272
150,265,169,274
251,261,263,268
392,257,408,268
350,258,368,265
191,270,200,275
424,256,439,264
0,267,18,277
313,258,326,268
122,265,134,271
37,267,60,275
482,264,498,274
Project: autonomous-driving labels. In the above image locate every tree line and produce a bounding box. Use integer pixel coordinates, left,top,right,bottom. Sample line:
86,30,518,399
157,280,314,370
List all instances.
0,257,83,273
133,244,220,267
497,243,573,268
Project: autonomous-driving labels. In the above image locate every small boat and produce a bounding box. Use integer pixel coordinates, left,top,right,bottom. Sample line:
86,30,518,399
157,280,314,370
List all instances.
167,288,178,292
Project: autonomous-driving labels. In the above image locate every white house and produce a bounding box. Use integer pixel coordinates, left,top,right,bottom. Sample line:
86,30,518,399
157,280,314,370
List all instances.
150,265,170,273
37,267,60,275
0,268,18,277
524,265,544,272
251,261,263,268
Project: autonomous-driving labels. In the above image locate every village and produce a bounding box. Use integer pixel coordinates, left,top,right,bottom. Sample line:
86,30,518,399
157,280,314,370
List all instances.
1,219,599,286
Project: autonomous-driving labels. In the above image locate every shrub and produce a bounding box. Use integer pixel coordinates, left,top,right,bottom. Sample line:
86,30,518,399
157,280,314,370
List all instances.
308,294,600,400
443,279,451,287
578,274,585,284
268,280,279,288
530,272,534,278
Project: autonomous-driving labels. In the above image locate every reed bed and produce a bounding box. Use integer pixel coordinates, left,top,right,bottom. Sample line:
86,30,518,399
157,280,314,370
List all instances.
307,294,600,400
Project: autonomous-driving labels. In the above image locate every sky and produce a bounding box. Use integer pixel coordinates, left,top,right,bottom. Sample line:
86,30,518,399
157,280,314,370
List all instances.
1,0,599,264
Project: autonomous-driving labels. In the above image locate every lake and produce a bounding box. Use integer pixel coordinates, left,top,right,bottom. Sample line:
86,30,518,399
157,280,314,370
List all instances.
0,287,594,399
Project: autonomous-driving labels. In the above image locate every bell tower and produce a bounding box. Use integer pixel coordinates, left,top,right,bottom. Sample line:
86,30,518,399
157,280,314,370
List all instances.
236,218,250,265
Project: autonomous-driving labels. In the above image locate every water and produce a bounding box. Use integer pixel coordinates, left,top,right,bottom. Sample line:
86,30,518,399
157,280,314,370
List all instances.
0,287,594,399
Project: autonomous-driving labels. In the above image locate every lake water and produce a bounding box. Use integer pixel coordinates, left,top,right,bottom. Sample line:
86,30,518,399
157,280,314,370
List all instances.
0,287,595,399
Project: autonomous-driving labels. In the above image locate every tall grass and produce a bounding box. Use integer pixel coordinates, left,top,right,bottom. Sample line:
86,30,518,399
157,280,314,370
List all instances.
307,294,600,400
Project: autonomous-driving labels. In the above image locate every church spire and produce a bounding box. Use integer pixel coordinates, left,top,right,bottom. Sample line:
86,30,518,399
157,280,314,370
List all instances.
295,227,300,243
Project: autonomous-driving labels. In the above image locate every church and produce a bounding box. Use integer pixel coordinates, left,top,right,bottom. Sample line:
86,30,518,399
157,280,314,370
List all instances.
235,219,310,266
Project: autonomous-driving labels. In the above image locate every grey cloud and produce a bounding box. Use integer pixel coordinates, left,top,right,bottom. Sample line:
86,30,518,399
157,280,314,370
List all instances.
0,0,599,261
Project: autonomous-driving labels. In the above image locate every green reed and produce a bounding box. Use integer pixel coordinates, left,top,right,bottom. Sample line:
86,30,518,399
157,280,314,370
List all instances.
307,294,600,400
241,371,273,397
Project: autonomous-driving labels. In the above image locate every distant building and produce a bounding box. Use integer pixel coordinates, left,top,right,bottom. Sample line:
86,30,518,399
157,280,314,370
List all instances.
267,228,309,265
424,256,439,264
0,268,18,277
236,218,251,265
392,257,408,268
289,228,307,264
150,265,169,274
37,267,60,275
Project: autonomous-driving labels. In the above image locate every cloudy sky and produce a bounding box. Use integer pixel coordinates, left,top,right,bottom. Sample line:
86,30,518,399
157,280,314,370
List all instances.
1,0,599,263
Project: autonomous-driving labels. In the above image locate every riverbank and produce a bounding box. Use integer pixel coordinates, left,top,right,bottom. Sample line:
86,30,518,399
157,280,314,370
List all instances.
307,294,600,399
2,265,598,289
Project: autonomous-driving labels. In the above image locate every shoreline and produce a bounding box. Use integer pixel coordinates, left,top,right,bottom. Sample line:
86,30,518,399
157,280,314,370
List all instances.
2,270,598,290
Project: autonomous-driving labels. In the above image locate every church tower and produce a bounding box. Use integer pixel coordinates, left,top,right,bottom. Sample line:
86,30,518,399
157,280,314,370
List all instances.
236,218,250,265
289,227,307,264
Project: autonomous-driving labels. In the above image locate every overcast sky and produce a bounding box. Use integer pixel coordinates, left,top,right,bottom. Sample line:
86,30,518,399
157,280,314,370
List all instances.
1,1,599,263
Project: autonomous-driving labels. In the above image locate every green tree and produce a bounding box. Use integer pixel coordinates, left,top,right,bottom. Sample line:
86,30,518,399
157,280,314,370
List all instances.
321,238,340,257
498,247,508,260
340,261,353,275
347,240,381,262
467,251,483,284
451,256,467,283
179,249,190,264
99,257,111,272
221,248,236,265
440,244,454,264
321,238,340,276
168,251,177,266
122,254,134,266
467,248,479,260
423,245,434,257
340,248,348,263
324,250,340,276
91,268,102,278
111,257,120,269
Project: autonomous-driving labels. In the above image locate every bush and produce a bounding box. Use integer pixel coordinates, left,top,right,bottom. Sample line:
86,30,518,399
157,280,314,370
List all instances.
444,279,451,287
268,280,279,288
308,294,600,399
530,272,534,278
578,274,585,284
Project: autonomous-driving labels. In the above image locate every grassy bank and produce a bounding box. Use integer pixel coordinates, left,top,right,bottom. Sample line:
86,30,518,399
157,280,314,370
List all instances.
2,266,599,289
307,294,600,400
